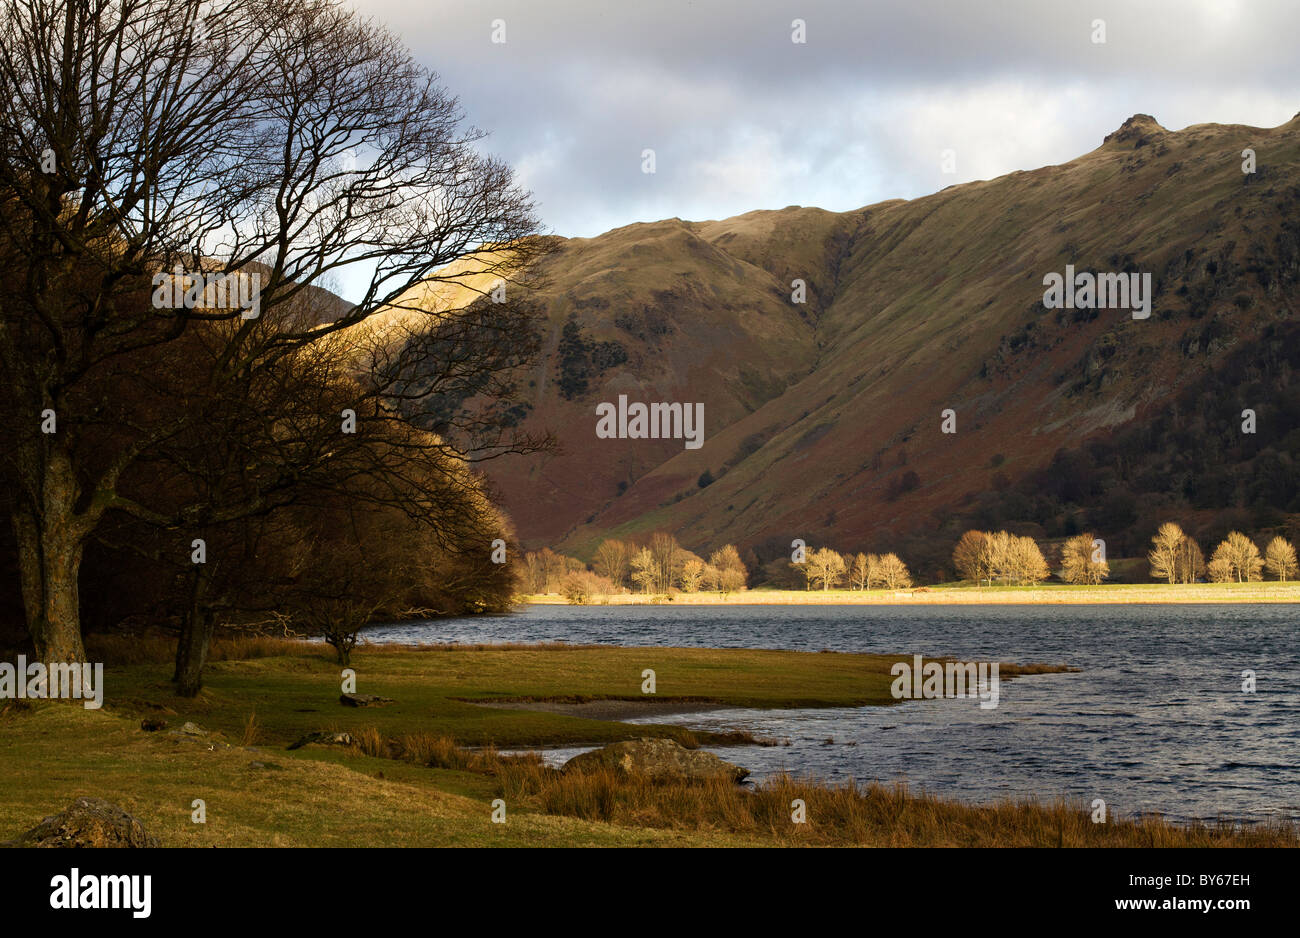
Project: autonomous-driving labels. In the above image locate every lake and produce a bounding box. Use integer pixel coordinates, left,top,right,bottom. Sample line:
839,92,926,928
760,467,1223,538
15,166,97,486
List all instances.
362,603,1300,824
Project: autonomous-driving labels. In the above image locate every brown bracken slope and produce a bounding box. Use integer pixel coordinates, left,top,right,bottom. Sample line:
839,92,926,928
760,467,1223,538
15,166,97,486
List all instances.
429,114,1300,571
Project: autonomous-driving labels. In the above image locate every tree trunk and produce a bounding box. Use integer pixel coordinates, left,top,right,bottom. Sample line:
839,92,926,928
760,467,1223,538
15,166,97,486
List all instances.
12,451,90,666
174,557,217,697
39,530,85,664
174,604,216,698
12,509,48,654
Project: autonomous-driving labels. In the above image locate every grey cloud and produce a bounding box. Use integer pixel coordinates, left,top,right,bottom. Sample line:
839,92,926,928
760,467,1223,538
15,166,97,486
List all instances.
348,0,1300,240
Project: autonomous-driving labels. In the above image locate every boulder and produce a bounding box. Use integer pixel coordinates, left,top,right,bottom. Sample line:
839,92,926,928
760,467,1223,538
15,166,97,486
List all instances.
165,721,231,749
563,737,748,783
287,731,355,750
339,693,394,708
2,797,159,848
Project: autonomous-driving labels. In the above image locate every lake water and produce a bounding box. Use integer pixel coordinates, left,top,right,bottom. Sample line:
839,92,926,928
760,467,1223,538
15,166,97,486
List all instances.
362,604,1300,824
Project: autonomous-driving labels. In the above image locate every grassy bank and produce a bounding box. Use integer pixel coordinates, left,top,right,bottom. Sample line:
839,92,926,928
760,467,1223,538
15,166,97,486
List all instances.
0,639,1290,847
527,580,1300,605
81,636,1066,748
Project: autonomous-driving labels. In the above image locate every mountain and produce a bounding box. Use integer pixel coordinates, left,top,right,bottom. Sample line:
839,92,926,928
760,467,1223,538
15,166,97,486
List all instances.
415,114,1300,577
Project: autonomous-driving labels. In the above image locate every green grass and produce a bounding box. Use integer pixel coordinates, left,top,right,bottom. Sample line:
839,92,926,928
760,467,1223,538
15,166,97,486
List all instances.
0,704,761,847
92,641,1065,749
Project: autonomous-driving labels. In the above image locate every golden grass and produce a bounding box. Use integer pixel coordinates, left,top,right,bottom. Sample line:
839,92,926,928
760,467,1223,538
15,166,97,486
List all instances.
0,704,740,847
86,632,317,666
495,763,1297,847
239,709,261,747
389,731,543,773
323,727,1296,847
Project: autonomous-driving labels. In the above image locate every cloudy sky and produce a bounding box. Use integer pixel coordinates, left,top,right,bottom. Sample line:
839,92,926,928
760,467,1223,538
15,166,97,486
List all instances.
350,0,1298,241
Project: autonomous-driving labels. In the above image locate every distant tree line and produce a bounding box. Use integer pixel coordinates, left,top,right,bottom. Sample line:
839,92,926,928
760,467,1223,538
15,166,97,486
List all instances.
521,535,919,601
946,523,1298,586
798,548,912,591
520,534,750,603
517,519,1300,605
1143,522,1296,584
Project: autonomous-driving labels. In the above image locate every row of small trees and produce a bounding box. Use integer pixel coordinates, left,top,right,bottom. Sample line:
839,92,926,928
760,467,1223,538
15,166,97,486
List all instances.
952,524,1300,586
519,548,587,594
796,548,912,590
953,530,1052,585
1150,523,1297,583
531,534,921,600
529,524,1300,600
595,534,749,595
522,534,751,601
952,530,1109,585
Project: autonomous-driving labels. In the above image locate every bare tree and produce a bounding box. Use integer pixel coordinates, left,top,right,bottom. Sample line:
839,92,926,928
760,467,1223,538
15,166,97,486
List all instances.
1175,535,1206,584
561,570,613,605
1210,532,1264,583
1265,536,1298,581
521,551,544,593
877,553,911,590
865,553,886,589
986,531,1014,585
524,547,581,595
1009,535,1049,585
649,532,682,594
952,530,990,585
288,495,488,666
1206,556,1234,583
1060,533,1108,585
594,539,632,589
850,552,869,590
677,557,706,592
0,0,543,665
630,547,655,594
802,547,845,591
708,544,747,594
1148,522,1185,584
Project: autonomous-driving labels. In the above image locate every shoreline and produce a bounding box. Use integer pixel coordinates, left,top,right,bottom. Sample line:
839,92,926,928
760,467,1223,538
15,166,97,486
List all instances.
523,583,1300,606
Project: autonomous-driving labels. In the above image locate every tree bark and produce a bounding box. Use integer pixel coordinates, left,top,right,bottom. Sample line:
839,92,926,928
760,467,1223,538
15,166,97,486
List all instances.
173,566,216,697
173,607,216,698
12,450,91,665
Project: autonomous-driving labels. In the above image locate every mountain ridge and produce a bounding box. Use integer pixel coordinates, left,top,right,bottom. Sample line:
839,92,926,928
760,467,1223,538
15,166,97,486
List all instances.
390,113,1300,576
